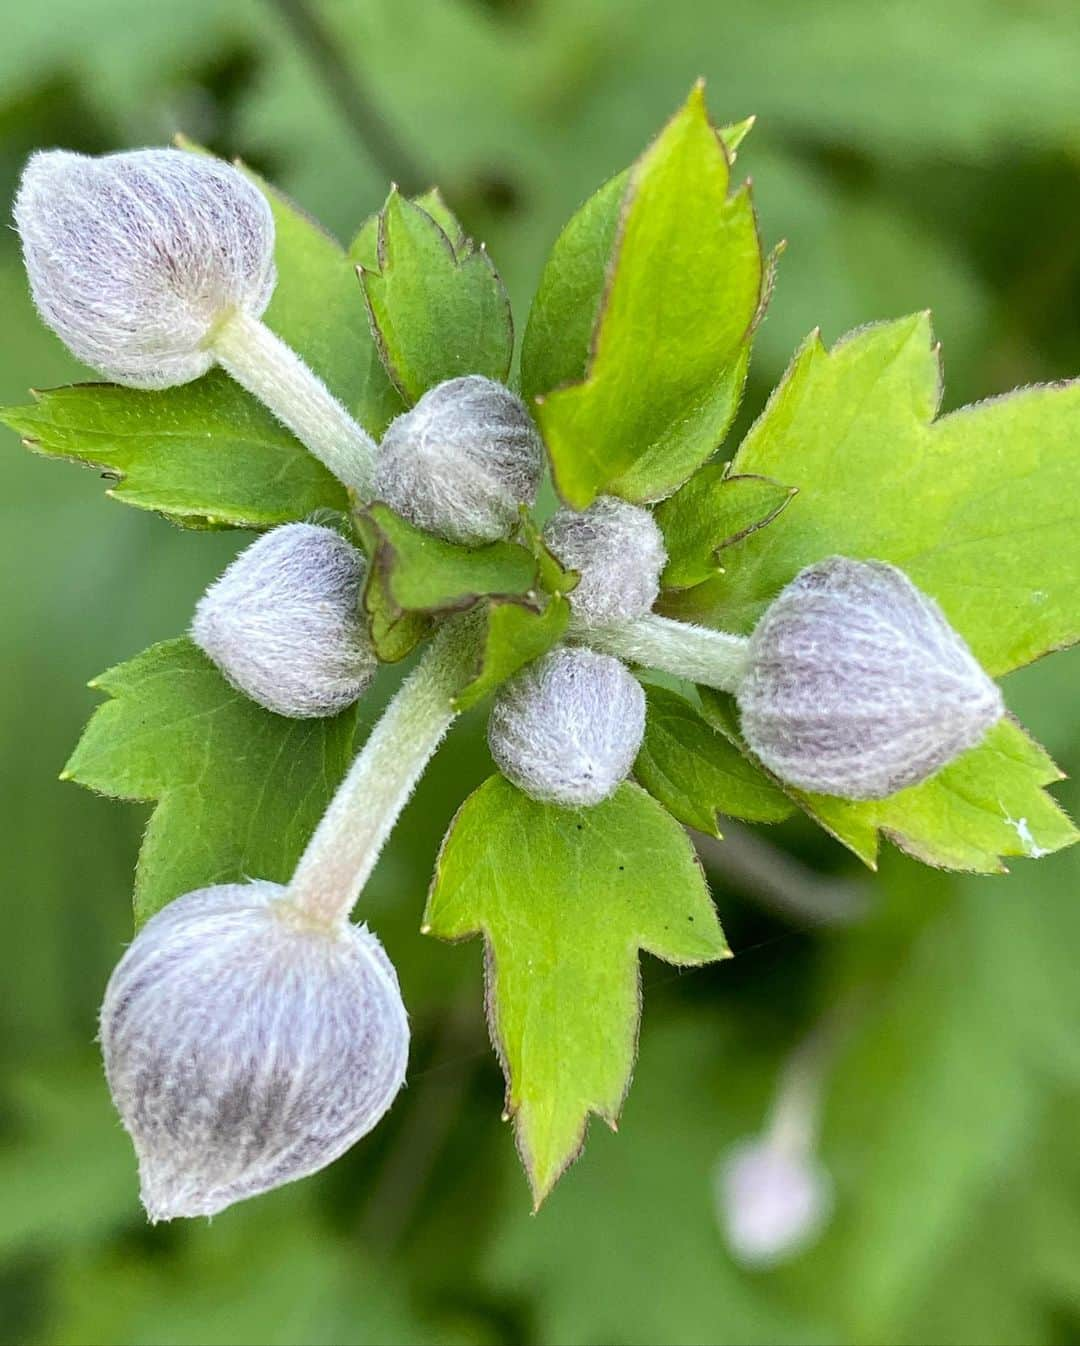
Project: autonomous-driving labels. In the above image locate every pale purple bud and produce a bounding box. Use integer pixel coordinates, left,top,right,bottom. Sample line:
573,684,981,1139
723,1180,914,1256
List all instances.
716,1138,832,1267
543,496,667,627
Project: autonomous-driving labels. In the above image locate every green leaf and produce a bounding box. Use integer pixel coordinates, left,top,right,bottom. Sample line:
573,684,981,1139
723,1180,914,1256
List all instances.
526,83,763,507
423,775,729,1204
62,639,356,924
699,689,1077,873
666,315,1080,677
655,467,797,590
1,151,403,527
360,189,513,403
635,686,794,833
452,594,571,712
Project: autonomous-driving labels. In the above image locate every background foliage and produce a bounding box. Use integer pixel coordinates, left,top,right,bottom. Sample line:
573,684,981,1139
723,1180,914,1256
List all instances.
1,3,1078,1343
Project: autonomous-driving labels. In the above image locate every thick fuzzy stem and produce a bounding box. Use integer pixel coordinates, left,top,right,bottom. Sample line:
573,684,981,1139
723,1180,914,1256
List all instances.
287,617,476,926
213,309,376,495
580,613,750,690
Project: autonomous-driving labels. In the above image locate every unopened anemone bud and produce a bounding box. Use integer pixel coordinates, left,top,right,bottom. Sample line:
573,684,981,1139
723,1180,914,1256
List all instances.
373,375,543,545
543,496,667,627
715,1137,832,1267
192,523,377,719
14,147,275,389
100,880,409,1221
737,556,1004,799
487,646,645,807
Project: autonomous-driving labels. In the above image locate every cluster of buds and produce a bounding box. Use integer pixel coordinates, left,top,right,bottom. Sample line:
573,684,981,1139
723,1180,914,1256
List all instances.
15,145,1007,1219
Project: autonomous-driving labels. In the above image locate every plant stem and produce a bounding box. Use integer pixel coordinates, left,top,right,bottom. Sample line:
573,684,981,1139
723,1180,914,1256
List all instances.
579,613,750,689
212,308,376,495
287,616,477,926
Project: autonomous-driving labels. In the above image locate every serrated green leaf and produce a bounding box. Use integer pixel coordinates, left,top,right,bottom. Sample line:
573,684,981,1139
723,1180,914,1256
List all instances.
423,775,728,1205
411,187,468,254
63,639,356,924
360,190,513,403
665,316,1080,676
699,689,1077,873
655,467,797,590
452,593,571,712
528,84,763,507
635,686,794,834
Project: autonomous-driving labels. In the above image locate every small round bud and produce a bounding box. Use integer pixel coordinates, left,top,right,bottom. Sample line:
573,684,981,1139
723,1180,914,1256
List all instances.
192,523,377,719
737,556,1004,799
715,1138,832,1267
373,376,543,545
100,880,409,1221
15,148,275,389
543,496,667,626
488,646,645,807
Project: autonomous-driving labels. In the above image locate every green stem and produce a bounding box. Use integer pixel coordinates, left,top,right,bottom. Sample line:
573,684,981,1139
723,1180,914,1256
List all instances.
579,613,750,690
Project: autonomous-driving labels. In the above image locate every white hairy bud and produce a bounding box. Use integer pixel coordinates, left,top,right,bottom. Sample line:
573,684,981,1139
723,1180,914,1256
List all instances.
192,523,377,719
15,148,275,389
737,556,1004,799
100,880,409,1221
487,646,645,807
716,1138,832,1267
373,376,543,545
543,496,667,626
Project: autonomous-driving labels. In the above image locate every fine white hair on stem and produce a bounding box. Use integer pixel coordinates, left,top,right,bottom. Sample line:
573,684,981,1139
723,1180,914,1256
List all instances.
737,556,1004,798
488,646,646,807
191,522,377,719
543,496,667,626
100,880,409,1222
15,147,275,389
373,376,544,545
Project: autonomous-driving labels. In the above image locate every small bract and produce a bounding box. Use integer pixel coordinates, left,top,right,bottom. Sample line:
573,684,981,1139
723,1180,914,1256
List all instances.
192,523,377,719
373,375,543,545
543,496,667,627
15,147,275,388
488,646,646,807
100,880,409,1221
737,556,1004,798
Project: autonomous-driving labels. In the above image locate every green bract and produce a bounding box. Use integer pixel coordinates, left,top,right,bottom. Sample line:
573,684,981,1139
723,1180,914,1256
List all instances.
3,83,1077,1206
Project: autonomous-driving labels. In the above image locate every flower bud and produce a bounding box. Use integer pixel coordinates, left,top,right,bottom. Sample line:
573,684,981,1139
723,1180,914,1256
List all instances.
192,523,377,719
100,880,409,1221
14,148,275,389
373,376,543,545
488,646,645,807
715,1138,832,1267
737,557,1004,799
543,496,667,627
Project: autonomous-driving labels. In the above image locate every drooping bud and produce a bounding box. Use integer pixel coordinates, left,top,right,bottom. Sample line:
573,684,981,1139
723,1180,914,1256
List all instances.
543,496,667,627
100,880,409,1221
737,556,1004,799
487,646,645,807
715,1138,832,1267
373,376,543,545
192,523,377,719
14,148,275,389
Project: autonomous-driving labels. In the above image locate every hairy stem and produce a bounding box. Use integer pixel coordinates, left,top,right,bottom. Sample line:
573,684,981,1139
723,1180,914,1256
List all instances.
212,309,376,495
288,616,476,926
579,613,750,689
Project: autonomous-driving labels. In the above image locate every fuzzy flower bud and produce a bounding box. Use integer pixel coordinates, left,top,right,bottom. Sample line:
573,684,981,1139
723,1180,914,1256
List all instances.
373,376,543,545
488,646,645,807
716,1138,832,1267
14,147,275,389
737,556,1004,799
192,523,377,719
100,880,409,1221
543,496,667,627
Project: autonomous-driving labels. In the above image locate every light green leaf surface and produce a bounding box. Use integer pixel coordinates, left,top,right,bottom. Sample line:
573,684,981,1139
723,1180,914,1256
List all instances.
528,84,763,507
360,189,513,403
655,467,798,590
63,639,356,924
452,594,571,712
423,775,729,1204
635,686,794,833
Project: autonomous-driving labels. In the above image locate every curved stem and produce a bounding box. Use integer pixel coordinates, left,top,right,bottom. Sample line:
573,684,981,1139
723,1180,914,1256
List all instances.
287,616,477,926
212,309,376,496
579,613,750,690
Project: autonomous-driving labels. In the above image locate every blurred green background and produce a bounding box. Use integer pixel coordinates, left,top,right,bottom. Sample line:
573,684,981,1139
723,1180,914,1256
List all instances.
1,2,1079,1343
